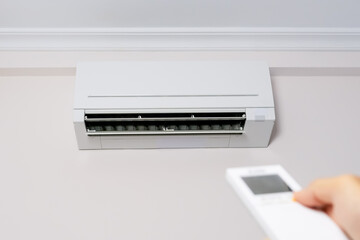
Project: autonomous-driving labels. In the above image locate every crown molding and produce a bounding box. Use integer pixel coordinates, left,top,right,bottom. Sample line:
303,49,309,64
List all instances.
1,27,360,51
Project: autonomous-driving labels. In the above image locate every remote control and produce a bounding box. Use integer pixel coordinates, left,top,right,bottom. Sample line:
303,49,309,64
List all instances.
226,165,349,240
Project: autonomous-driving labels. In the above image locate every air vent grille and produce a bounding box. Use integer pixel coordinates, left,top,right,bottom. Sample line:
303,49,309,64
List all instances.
85,112,246,136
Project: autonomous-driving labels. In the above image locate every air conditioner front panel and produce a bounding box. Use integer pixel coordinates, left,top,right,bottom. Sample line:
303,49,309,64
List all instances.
100,135,231,149
74,61,274,110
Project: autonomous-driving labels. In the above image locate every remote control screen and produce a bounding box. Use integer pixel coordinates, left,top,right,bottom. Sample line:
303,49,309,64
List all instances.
242,174,292,195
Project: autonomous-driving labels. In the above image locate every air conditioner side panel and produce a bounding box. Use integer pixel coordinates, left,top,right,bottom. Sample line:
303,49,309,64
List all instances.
73,109,101,149
229,108,275,148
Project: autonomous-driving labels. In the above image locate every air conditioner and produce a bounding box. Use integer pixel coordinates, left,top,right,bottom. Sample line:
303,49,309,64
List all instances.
73,61,275,149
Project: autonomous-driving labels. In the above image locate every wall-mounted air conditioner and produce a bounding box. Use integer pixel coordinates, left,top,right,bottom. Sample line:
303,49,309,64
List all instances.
73,61,275,149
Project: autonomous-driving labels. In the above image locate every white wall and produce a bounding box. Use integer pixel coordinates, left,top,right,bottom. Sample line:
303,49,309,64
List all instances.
1,1,360,238
1,0,360,28
1,69,360,240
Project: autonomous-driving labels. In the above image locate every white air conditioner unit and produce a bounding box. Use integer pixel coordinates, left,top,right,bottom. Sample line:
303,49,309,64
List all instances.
73,61,275,149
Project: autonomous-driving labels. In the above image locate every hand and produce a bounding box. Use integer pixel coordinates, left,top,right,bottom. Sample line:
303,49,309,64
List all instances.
294,175,360,240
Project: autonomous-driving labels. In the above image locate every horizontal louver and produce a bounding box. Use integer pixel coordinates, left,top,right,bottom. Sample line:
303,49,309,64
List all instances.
85,112,246,136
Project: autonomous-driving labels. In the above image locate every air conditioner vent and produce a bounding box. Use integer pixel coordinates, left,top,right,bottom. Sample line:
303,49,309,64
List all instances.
85,112,246,136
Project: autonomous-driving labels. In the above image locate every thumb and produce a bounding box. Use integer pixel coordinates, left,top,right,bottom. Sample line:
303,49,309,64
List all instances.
293,189,324,208
294,178,336,208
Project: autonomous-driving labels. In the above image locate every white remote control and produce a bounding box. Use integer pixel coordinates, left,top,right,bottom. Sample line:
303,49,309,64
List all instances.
226,165,349,240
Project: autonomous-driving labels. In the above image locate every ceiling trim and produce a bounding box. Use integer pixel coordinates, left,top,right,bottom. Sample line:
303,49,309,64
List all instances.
1,27,360,51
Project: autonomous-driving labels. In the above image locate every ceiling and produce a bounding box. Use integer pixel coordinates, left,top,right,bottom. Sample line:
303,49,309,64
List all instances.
1,0,360,28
